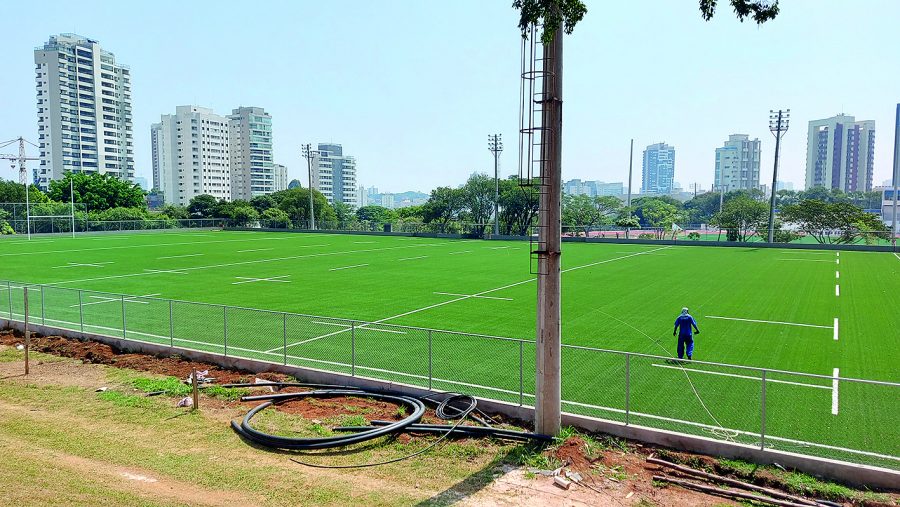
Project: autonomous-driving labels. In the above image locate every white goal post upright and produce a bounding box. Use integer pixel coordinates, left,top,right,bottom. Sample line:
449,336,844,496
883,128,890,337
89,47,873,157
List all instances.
21,179,78,239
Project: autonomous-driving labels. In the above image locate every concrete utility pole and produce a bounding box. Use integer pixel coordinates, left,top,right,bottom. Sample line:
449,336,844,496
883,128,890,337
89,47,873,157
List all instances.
535,20,564,436
767,109,790,243
892,103,899,242
488,134,503,236
626,139,633,208
301,144,317,230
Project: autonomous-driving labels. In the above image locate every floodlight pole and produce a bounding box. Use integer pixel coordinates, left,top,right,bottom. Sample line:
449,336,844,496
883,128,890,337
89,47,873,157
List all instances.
488,134,503,236
535,20,563,437
768,109,790,243
70,178,75,238
891,103,899,242
626,139,634,239
302,144,316,230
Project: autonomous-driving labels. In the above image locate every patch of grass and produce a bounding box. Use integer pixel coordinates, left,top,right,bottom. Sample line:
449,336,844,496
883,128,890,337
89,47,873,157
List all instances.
0,346,65,364
770,469,856,501
718,458,758,476
97,390,165,410
130,376,191,396
337,414,368,428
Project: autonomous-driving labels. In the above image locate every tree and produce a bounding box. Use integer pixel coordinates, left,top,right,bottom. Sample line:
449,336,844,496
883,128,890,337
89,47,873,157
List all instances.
332,201,355,223
0,179,50,207
781,199,889,244
187,194,219,218
642,199,685,239
698,0,779,23
156,204,189,220
0,209,14,235
710,195,769,242
356,205,395,223
261,208,290,228
462,173,496,237
395,205,425,223
513,0,587,43
249,195,277,214
273,188,335,228
48,172,145,212
229,205,259,227
422,186,466,229
498,177,539,236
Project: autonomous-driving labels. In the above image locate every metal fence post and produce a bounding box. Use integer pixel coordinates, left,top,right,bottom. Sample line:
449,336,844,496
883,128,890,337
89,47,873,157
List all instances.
351,321,356,377
169,300,174,348
78,290,84,333
428,330,433,390
121,295,126,338
7,281,12,320
223,306,228,356
625,353,631,426
760,369,767,450
40,285,45,325
519,340,524,406
282,312,288,366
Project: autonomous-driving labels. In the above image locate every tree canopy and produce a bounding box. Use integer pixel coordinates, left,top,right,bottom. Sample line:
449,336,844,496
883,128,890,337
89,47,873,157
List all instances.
48,172,145,212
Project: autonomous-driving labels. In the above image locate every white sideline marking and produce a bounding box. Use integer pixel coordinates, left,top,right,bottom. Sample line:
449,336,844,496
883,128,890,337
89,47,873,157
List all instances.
448,251,472,255
44,243,441,286
398,256,428,261
833,318,839,341
433,291,513,301
650,364,832,390
836,258,840,265
705,315,833,330
835,271,840,279
894,253,900,261
330,263,369,271
311,321,407,335
836,252,840,257
488,246,511,250
52,262,113,269
777,259,834,263
156,253,203,260
237,248,273,253
832,368,840,415
272,246,672,353
71,293,161,308
0,235,307,258
232,275,290,285
143,268,188,275
835,284,840,297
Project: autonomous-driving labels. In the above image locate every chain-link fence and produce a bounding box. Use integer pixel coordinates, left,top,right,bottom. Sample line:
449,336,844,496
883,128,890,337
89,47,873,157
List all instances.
2,280,897,470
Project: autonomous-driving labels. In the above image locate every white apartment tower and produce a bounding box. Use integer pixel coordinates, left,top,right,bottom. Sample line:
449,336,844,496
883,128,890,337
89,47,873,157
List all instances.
273,163,288,192
150,106,231,206
34,34,134,188
806,114,875,192
311,144,358,206
228,107,274,200
714,134,761,192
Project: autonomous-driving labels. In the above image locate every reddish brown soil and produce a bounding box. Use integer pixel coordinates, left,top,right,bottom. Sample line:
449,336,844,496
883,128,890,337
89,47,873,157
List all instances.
549,436,598,474
274,395,405,421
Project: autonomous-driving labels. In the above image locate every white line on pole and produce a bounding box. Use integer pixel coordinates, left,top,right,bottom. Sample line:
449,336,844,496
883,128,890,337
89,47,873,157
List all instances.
650,364,831,390
835,284,840,297
832,368,840,415
704,315,832,329
833,318,839,341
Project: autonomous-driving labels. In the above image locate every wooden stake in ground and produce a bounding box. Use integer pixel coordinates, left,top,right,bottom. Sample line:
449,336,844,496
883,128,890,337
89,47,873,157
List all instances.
23,286,29,375
191,368,199,411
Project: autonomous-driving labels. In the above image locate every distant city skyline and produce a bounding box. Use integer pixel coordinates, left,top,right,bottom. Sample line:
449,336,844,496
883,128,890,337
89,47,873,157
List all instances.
3,2,900,193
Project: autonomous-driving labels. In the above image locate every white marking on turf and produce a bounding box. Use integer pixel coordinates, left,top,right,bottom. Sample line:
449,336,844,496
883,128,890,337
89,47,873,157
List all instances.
273,246,672,352
329,264,369,271
433,291,512,301
71,293,162,307
448,251,472,255
894,252,900,261
237,248,273,253
52,261,113,269
311,321,407,335
143,268,188,275
835,271,840,279
836,258,840,265
0,235,308,258
398,256,428,261
836,252,840,257
650,364,831,390
833,318,839,341
704,315,832,329
156,253,204,260
835,284,840,297
832,368,840,415
231,275,291,285
777,258,834,263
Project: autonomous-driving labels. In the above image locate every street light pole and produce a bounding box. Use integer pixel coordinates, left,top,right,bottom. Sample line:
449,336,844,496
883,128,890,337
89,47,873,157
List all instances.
768,109,790,243
301,144,317,230
891,103,899,243
488,134,503,236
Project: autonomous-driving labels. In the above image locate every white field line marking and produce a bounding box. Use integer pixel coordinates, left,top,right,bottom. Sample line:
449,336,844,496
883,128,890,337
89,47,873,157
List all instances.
777,259,834,263
52,262,113,269
231,275,290,285
43,243,441,286
156,253,203,260
6,313,897,461
448,251,472,255
71,293,162,307
894,253,900,262
310,321,407,335
835,284,840,297
433,291,513,301
836,258,840,265
833,318,839,341
272,246,672,352
832,368,840,415
354,241,376,244
329,263,369,271
836,271,840,279
705,315,833,329
488,246,511,250
237,248,274,253
837,252,840,257
0,235,304,258
398,256,428,261
650,364,832,390
143,268,188,275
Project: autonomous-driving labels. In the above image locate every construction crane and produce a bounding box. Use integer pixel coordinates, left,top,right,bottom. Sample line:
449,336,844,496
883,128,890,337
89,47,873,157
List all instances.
1,137,41,239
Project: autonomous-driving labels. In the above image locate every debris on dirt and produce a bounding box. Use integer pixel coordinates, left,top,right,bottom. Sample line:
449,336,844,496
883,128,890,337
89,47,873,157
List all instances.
547,436,597,474
176,397,193,408
553,476,571,490
95,387,108,392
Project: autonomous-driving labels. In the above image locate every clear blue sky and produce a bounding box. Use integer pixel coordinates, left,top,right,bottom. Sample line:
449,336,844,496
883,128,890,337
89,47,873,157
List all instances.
1,0,898,194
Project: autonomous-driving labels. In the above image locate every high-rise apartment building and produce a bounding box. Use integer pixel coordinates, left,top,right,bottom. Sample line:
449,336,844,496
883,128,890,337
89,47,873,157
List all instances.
806,114,875,192
34,34,133,189
150,106,231,206
563,179,624,197
714,134,761,192
641,143,675,195
311,144,358,206
228,107,274,200
273,163,288,192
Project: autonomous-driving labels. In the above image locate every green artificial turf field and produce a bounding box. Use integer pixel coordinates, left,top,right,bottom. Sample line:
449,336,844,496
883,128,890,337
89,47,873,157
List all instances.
0,229,897,469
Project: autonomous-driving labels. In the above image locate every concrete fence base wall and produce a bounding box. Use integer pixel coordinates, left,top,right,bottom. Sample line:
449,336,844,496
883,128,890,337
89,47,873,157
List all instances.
3,318,897,490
